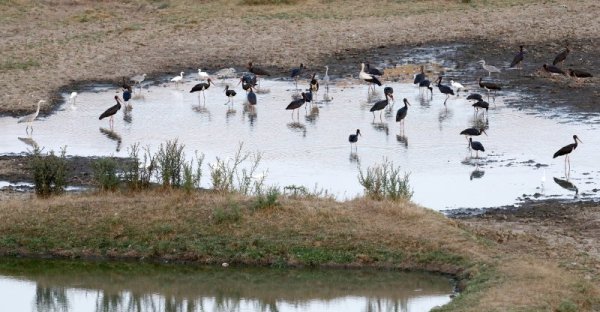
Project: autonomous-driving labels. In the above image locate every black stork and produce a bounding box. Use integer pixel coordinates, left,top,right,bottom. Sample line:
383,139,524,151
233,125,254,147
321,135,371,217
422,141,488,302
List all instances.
478,77,502,100
122,86,132,110
248,62,270,87
436,76,454,105
286,92,307,119
239,73,257,92
247,87,257,105
469,138,485,158
291,63,304,90
99,96,122,128
225,85,237,105
395,98,410,129
553,45,570,66
460,127,487,145
248,62,270,76
360,63,382,92
365,63,384,76
190,78,216,104
472,99,489,117
348,129,361,152
384,86,394,104
414,65,425,85
466,93,483,101
370,93,393,121
543,64,566,75
553,135,582,174
419,79,433,95
510,45,525,69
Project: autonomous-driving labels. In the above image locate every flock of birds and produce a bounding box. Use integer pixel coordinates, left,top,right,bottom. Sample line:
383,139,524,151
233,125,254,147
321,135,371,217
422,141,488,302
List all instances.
16,44,592,176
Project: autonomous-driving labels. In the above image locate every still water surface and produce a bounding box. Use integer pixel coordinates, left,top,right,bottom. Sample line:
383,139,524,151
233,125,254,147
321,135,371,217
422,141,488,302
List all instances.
0,259,453,312
1,77,599,209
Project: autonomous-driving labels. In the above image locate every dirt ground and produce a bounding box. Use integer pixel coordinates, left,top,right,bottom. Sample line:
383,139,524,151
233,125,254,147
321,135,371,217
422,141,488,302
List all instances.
1,1,600,307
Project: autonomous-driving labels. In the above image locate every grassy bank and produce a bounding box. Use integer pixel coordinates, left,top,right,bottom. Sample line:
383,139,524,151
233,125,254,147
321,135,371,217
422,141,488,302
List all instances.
0,190,598,310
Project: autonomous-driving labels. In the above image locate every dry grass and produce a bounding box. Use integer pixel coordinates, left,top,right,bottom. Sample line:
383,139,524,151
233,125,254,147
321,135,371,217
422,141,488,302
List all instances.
1,190,599,310
1,0,599,114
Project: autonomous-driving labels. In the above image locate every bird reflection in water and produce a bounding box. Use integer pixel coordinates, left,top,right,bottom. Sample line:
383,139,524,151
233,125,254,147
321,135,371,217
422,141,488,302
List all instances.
287,122,307,137
99,127,122,152
123,108,132,124
470,116,489,131
372,122,389,136
396,134,408,148
367,89,381,103
349,152,360,164
18,136,39,150
225,107,237,122
242,104,257,128
470,166,485,180
192,105,211,120
438,108,453,131
553,177,578,198
305,106,319,124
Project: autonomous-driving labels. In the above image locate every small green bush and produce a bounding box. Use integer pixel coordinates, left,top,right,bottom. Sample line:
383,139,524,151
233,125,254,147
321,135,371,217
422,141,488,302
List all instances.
30,147,68,198
358,159,413,201
557,300,578,312
253,187,280,210
92,157,120,191
209,143,264,195
213,201,242,224
182,152,205,194
156,139,185,188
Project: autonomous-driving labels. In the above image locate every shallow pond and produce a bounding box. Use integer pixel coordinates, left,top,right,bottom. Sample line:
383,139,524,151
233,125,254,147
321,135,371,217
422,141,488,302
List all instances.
1,76,599,210
0,259,453,312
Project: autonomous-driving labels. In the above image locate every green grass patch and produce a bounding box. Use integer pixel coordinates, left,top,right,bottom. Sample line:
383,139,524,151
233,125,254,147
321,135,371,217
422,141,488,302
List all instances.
0,58,40,71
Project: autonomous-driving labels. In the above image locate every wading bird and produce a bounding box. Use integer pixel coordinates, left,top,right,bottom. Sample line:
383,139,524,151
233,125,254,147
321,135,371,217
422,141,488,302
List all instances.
466,93,483,101
510,45,525,69
248,62,270,77
469,137,485,158
286,92,307,119
130,73,146,92
190,78,216,104
348,129,361,152
197,68,210,81
384,86,394,99
359,63,382,92
247,87,257,105
99,96,122,128
553,45,570,66
478,60,501,76
553,135,582,174
69,92,78,107
370,93,393,121
171,71,184,87
365,63,383,76
18,100,45,134
123,86,132,110
478,78,502,99
395,98,410,129
309,73,319,98
419,79,433,95
460,127,487,144
450,80,465,94
543,64,566,75
291,63,304,90
436,76,454,105
472,99,489,115
225,85,237,105
239,73,257,91
414,65,425,85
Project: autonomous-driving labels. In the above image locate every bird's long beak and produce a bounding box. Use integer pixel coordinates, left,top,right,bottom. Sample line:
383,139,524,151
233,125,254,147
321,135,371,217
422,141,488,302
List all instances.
389,94,394,101
577,137,583,143
482,130,488,136
405,100,411,106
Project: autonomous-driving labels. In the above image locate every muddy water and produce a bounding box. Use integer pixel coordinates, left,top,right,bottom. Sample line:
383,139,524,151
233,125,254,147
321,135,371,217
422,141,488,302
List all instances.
0,259,453,312
1,77,599,210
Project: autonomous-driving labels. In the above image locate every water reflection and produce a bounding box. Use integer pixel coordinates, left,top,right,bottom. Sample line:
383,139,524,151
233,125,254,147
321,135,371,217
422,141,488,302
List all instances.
305,106,319,124
553,177,579,198
0,259,453,312
349,152,360,163
372,122,389,135
123,108,132,124
99,127,122,152
287,122,307,137
470,166,485,180
396,134,408,148
18,136,39,150
242,104,257,127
